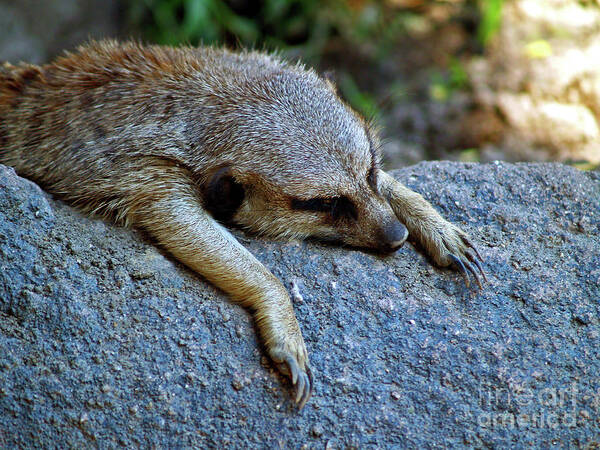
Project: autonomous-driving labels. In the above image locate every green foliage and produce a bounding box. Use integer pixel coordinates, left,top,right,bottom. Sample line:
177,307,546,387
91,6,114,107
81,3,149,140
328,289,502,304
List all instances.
128,0,343,56
449,58,468,88
337,72,381,121
569,161,600,171
128,0,259,45
477,0,504,45
259,0,330,53
429,58,469,102
127,0,415,60
458,148,481,162
524,39,552,59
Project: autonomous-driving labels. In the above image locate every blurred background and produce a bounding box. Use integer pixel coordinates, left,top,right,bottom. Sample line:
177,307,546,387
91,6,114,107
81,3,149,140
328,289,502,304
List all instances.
1,0,599,170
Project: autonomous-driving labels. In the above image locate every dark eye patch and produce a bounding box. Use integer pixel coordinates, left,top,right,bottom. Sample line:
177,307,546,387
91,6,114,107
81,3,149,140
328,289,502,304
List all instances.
291,197,333,213
291,196,357,221
331,196,358,220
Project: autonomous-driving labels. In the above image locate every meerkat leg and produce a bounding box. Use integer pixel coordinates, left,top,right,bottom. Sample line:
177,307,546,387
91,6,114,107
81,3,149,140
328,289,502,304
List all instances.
125,165,313,407
378,170,486,287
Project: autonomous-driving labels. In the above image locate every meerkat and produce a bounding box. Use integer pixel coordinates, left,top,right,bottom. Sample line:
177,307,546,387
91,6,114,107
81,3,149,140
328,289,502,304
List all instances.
0,40,485,409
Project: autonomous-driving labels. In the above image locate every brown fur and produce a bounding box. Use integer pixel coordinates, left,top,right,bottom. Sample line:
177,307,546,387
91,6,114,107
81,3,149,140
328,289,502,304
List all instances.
0,41,485,408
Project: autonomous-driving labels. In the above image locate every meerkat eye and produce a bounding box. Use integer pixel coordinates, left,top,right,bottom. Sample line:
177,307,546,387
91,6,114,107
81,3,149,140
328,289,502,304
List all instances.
291,197,333,212
291,196,357,221
331,196,358,221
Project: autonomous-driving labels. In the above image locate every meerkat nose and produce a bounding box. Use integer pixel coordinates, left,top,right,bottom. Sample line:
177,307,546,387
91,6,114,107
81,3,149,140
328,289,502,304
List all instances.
381,220,409,253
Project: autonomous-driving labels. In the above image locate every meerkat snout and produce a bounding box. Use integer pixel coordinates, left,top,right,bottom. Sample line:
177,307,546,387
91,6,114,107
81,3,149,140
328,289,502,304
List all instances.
379,219,408,253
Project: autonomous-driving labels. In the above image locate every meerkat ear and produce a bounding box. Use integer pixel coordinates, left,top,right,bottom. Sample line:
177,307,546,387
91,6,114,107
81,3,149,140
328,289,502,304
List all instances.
202,167,245,223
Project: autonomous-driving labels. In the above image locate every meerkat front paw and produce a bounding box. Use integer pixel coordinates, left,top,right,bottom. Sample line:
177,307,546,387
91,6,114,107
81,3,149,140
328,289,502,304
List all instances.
378,171,486,288
416,218,487,288
268,339,313,409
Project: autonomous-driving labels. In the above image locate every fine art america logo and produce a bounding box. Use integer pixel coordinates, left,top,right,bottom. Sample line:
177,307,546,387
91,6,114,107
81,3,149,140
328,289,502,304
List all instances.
477,382,599,429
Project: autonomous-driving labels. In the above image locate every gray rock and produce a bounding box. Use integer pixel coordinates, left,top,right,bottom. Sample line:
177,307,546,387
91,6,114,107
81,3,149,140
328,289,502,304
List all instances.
0,0,121,64
0,162,598,447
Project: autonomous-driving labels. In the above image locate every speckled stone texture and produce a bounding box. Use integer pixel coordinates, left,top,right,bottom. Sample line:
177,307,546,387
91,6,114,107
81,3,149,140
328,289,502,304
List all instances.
1,162,598,447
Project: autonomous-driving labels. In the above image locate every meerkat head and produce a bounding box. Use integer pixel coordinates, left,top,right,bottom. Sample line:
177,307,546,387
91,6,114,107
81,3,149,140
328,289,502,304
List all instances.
200,56,407,254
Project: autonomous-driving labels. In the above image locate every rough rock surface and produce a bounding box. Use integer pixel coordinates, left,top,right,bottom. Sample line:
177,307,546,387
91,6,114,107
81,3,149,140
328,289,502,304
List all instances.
0,162,598,447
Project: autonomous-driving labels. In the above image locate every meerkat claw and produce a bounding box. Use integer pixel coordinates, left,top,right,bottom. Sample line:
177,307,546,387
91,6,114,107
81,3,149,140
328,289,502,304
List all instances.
466,250,486,285
293,365,312,409
298,364,313,409
270,349,313,408
449,253,471,287
461,237,487,280
466,249,487,283
461,235,483,260
295,370,306,403
463,258,483,289
449,251,485,289
286,355,300,385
